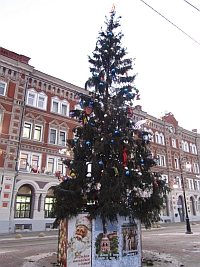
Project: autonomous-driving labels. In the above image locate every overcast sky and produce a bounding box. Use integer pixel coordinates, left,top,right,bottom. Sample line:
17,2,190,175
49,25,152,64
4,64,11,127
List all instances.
1,0,200,132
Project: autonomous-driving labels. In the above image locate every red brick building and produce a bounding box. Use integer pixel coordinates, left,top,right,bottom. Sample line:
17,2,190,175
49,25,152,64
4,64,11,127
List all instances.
0,47,200,233
0,47,87,233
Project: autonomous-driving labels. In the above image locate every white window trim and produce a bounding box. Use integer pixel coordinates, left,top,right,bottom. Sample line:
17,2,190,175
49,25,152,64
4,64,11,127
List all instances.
49,128,57,145
0,80,7,96
155,131,165,145
195,180,200,191
59,130,67,146
23,122,32,139
46,156,66,176
182,141,189,152
193,163,199,173
174,157,179,169
157,154,166,167
51,97,70,116
23,122,43,142
26,88,47,110
175,176,182,188
33,124,43,142
172,138,176,148
187,178,194,190
19,151,42,173
37,91,47,110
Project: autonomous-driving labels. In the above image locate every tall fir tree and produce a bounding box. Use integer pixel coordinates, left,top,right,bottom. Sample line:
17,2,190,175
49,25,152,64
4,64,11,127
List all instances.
53,6,170,231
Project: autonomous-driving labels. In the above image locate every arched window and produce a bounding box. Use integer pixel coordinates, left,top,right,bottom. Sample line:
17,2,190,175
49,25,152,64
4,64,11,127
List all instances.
15,185,32,218
44,187,56,218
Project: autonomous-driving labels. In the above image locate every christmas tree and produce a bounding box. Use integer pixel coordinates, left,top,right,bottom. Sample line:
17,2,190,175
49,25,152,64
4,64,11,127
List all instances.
53,5,170,231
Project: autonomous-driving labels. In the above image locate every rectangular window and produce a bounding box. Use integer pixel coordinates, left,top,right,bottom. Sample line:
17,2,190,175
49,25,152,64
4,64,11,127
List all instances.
47,158,54,173
157,155,166,167
0,81,6,96
187,179,194,190
45,197,56,218
59,131,66,146
50,129,57,144
174,158,179,169
193,163,199,173
61,104,67,116
31,155,39,170
197,180,200,191
52,101,59,113
172,139,176,148
23,123,31,138
160,136,163,144
175,177,182,188
19,154,28,170
155,135,159,143
15,196,31,218
38,96,45,108
57,159,63,174
27,93,35,105
34,125,42,141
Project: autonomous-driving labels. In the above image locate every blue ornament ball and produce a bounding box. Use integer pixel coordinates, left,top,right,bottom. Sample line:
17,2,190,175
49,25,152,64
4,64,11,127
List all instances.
99,82,104,87
98,161,103,165
140,159,144,163
111,68,116,74
108,32,113,37
126,170,130,176
74,139,78,143
86,141,91,146
124,88,128,93
114,130,119,135
110,139,114,143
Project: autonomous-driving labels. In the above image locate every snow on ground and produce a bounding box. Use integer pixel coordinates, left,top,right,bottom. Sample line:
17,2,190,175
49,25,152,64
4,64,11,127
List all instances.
142,250,183,267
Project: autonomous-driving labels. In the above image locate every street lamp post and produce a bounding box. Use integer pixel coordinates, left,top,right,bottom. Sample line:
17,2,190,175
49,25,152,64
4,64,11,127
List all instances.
179,157,193,234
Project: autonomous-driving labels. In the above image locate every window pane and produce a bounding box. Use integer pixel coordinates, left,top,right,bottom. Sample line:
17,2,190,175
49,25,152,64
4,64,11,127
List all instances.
38,96,45,108
28,93,35,105
31,155,39,170
57,159,63,173
15,194,31,218
61,104,67,116
50,129,56,144
45,197,56,218
47,158,54,173
23,123,31,138
20,154,28,170
59,131,65,145
0,82,6,95
34,125,41,141
52,102,58,112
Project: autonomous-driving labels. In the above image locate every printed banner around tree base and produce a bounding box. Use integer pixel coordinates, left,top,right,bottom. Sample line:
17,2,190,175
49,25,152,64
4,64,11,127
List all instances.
57,214,141,267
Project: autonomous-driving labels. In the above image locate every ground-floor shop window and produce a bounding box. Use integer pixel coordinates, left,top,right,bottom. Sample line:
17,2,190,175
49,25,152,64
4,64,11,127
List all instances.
45,187,56,218
15,185,32,218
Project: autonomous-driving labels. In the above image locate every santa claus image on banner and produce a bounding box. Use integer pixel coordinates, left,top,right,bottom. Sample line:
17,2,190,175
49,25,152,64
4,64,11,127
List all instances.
67,215,92,267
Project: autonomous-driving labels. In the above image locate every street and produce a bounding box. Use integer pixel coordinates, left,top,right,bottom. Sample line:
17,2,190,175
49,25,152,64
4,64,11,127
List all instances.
142,221,200,267
0,222,200,267
0,231,59,267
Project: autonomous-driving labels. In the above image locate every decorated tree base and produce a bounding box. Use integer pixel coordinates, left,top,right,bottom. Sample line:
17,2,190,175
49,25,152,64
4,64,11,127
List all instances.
57,214,142,267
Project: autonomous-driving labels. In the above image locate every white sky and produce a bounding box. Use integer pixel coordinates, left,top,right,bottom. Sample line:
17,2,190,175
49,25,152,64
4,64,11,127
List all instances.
1,0,200,132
